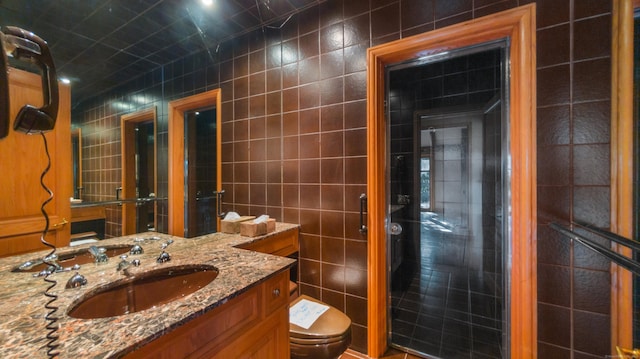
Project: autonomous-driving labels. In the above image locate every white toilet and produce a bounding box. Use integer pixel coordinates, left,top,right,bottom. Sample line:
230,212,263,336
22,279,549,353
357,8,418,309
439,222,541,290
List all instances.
289,294,352,359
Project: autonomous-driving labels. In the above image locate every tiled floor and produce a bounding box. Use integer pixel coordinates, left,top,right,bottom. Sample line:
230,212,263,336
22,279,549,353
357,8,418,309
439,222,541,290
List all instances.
340,347,425,359
388,221,504,358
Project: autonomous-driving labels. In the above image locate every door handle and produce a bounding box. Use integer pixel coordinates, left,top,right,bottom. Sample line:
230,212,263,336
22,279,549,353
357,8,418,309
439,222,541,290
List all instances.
617,346,640,358
359,193,367,234
216,189,226,218
52,218,68,228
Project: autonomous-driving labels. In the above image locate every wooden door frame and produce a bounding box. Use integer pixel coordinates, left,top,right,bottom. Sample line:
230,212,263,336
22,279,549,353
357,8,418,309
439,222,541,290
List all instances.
366,4,537,358
168,89,222,237
121,107,157,235
610,0,636,353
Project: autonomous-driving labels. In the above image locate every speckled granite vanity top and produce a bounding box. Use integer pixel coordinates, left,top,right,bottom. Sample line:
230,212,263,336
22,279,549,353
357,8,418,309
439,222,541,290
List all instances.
0,223,298,358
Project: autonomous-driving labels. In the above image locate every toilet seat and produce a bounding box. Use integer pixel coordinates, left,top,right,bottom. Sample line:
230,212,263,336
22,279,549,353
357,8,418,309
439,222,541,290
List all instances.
289,295,352,345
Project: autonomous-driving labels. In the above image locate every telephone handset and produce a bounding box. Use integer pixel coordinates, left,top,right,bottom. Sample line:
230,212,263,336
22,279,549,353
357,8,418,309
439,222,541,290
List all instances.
0,26,58,136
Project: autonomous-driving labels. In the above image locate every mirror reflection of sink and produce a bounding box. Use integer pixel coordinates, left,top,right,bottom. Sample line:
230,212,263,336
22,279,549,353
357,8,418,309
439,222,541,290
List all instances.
11,245,133,273
67,264,219,319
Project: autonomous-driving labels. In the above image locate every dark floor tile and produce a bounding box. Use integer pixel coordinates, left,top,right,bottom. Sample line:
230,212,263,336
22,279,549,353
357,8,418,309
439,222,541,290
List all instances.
389,220,504,357
394,307,420,323
447,288,470,310
421,294,446,308
425,284,448,297
442,318,472,337
420,303,446,318
411,325,441,346
445,308,471,323
416,316,443,334
391,319,416,337
471,314,502,330
439,344,473,359
391,333,412,348
470,293,498,318
400,290,422,305
409,339,441,358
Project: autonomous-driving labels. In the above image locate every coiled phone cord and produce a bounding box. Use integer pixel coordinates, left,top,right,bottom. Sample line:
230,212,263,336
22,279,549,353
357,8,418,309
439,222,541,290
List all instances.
39,132,60,358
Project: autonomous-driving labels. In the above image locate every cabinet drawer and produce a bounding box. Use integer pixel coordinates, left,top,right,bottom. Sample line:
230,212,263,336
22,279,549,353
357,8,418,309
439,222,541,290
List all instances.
263,270,289,316
238,230,299,257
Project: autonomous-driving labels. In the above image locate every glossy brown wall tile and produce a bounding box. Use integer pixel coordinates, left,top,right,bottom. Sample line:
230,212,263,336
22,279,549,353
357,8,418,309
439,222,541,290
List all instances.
535,0,613,357
73,0,616,356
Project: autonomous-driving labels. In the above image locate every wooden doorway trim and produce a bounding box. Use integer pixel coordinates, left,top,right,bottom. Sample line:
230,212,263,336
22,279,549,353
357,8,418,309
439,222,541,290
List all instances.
168,89,222,237
610,0,634,353
366,4,537,358
121,107,157,235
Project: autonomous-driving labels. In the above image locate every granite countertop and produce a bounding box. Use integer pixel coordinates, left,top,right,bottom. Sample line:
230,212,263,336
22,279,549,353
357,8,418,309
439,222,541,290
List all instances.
0,223,299,358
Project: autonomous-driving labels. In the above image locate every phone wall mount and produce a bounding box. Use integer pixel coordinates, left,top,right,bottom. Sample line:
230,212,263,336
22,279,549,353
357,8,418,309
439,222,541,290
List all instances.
1,26,59,135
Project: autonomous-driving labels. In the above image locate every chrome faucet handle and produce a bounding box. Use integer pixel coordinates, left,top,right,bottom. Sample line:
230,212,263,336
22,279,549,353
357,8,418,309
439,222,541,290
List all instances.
129,244,144,255
65,272,87,289
161,239,174,250
156,239,173,263
117,254,131,272
156,251,171,263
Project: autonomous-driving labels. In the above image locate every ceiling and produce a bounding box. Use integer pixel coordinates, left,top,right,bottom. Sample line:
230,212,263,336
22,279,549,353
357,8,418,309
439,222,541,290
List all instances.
0,0,323,106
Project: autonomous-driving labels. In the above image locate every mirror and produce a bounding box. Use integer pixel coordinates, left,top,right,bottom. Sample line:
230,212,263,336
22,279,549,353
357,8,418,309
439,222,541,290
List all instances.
120,107,157,236
0,0,318,241
69,107,160,239
71,128,82,201
168,89,222,238
184,107,218,237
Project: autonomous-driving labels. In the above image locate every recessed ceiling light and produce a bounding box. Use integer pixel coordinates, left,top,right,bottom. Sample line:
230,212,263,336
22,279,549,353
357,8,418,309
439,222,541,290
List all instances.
201,0,213,6
60,77,71,84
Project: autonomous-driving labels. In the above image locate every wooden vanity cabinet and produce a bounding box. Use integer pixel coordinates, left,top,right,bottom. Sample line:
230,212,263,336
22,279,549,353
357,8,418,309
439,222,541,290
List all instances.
70,206,106,241
237,228,300,297
125,229,300,358
125,269,290,359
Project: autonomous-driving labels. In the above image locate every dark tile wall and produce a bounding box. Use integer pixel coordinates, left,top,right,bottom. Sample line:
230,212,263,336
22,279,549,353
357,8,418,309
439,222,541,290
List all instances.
536,1,613,357
73,0,615,356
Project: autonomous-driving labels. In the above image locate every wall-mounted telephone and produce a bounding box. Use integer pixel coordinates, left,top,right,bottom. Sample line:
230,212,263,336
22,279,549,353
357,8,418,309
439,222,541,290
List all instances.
0,26,58,138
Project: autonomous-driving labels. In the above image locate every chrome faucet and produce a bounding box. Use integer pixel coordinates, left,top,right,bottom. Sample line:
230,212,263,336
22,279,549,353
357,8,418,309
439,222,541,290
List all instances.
40,253,62,275
88,246,108,263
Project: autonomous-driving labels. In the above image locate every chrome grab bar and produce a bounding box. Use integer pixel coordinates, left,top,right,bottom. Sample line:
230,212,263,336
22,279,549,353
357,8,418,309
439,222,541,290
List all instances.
70,197,167,208
216,190,226,218
549,222,640,276
195,190,226,218
359,193,367,235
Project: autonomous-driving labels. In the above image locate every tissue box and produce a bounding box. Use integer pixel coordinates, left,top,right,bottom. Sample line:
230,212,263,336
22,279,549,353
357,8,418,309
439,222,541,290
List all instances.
266,218,276,232
240,218,276,237
221,216,255,234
